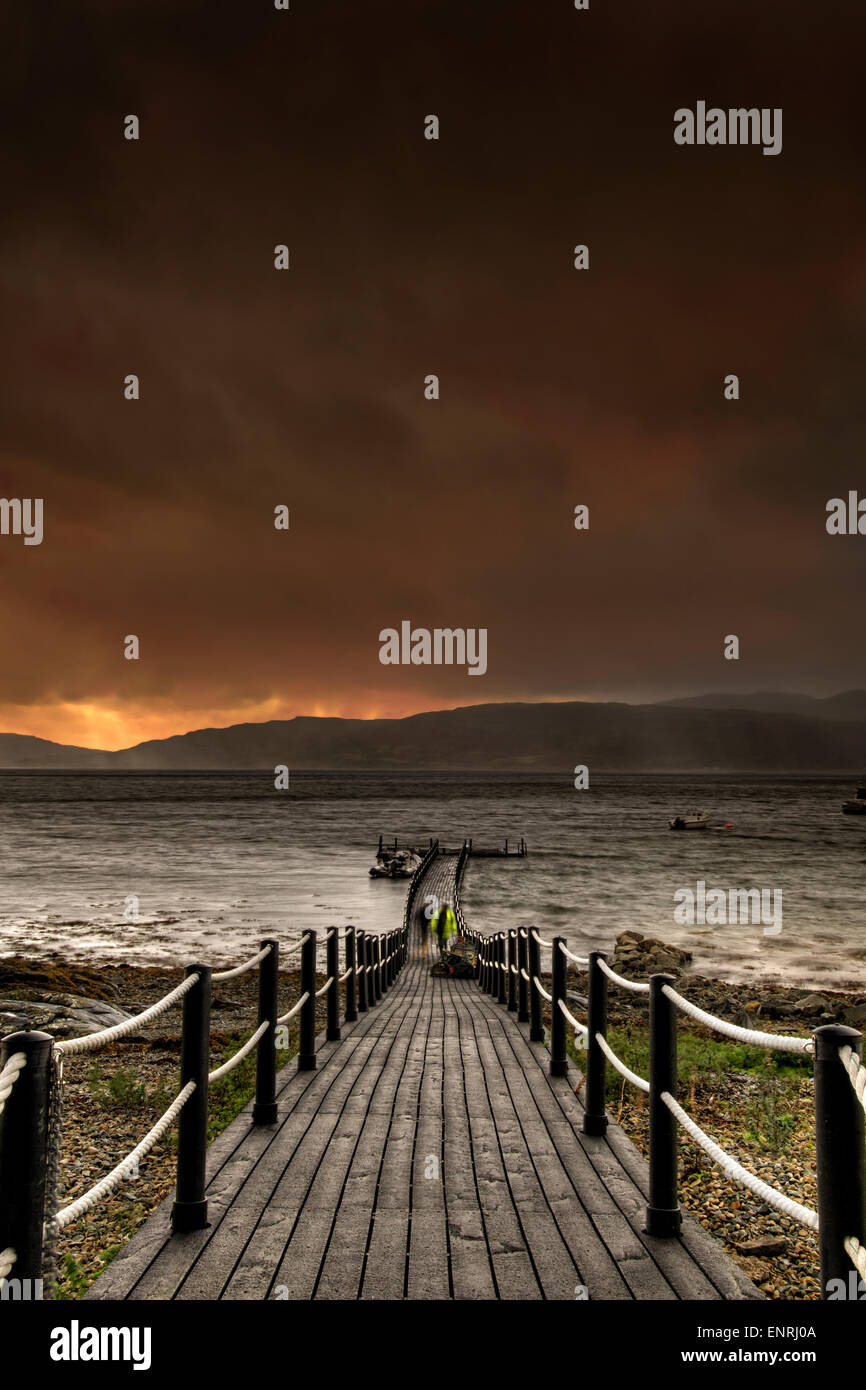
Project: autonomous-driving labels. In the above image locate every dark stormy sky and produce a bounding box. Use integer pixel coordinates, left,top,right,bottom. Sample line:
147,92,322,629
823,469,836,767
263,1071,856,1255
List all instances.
1,0,865,748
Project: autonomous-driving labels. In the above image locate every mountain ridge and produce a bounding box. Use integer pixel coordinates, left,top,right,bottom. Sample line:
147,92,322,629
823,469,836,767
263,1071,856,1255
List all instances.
1,694,865,771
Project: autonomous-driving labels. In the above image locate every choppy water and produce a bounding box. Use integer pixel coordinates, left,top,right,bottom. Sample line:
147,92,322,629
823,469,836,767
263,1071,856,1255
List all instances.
0,772,863,989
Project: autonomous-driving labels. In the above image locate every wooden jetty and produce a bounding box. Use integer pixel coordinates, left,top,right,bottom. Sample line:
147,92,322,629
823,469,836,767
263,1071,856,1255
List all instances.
78,845,760,1302
377,835,527,859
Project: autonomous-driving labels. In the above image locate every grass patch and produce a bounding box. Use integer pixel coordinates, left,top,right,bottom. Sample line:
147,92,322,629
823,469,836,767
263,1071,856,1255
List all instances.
566,1023,812,1150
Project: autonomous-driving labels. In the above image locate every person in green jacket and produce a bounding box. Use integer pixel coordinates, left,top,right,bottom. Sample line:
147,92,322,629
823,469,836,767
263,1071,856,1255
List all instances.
431,902,457,956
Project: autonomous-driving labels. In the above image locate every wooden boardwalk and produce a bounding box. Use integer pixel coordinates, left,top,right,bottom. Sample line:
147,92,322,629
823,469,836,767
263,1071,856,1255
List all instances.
87,874,760,1300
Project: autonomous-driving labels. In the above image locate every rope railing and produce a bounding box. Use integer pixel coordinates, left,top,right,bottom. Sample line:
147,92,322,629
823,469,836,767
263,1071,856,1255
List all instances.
0,1051,25,1119
277,992,310,1025
468,924,866,1295
839,1044,866,1115
595,1031,649,1093
282,933,312,956
530,929,554,950
661,1091,819,1230
212,944,273,982
54,972,202,1057
0,914,411,1289
844,1235,866,1283
557,997,588,1036
661,983,812,1054
48,1081,197,1234
208,1021,270,1083
558,942,590,966
403,840,439,935
597,957,650,993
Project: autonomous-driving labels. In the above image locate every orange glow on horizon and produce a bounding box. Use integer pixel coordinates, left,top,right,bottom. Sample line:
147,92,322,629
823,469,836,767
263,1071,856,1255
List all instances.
0,692,607,751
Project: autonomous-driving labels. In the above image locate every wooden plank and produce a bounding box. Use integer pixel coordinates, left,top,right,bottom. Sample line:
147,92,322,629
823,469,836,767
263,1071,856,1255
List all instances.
230,963,428,1301
86,917,761,1303
407,979,452,1300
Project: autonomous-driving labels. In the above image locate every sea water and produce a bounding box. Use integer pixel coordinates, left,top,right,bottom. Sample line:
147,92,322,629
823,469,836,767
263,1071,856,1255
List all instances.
0,771,862,989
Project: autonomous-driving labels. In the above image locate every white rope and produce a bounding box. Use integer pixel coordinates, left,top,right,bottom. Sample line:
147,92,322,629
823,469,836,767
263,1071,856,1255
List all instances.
50,1081,197,1232
595,1032,650,1093
557,943,589,966
557,998,588,1036
840,1045,866,1114
532,975,552,1003
0,1051,26,1118
597,958,650,993
661,1091,819,1230
55,973,201,1057
212,945,272,982
662,984,812,1054
845,1236,866,1283
0,1248,15,1279
339,968,353,984
208,1021,270,1083
510,964,518,975
281,933,312,957
520,968,530,983
530,930,554,950
276,991,309,1025
315,976,334,998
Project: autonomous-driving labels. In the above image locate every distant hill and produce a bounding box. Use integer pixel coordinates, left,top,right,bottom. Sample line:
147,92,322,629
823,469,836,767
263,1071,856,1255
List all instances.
657,690,866,721
0,733,113,769
1,697,865,772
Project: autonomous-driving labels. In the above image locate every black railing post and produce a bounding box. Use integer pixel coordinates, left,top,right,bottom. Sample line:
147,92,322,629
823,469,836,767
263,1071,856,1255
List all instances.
172,963,212,1232
365,932,374,1003
387,931,395,986
366,933,376,1001
326,927,341,1042
484,938,493,994
813,1024,866,1296
551,938,567,1077
497,933,507,1005
529,930,544,1041
507,930,517,1011
583,950,609,1136
645,972,681,1237
0,1029,53,1282
356,930,368,1012
517,929,529,1022
298,932,317,1071
344,927,358,1022
373,936,382,1001
253,939,279,1125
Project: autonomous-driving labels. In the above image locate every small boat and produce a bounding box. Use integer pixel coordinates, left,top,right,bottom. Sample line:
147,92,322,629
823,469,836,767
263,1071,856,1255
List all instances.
669,811,710,831
842,784,866,815
369,849,421,878
387,849,421,878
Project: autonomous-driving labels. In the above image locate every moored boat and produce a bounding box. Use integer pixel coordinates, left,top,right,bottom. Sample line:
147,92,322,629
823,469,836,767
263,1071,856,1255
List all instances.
369,848,421,877
842,783,866,815
669,811,710,831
